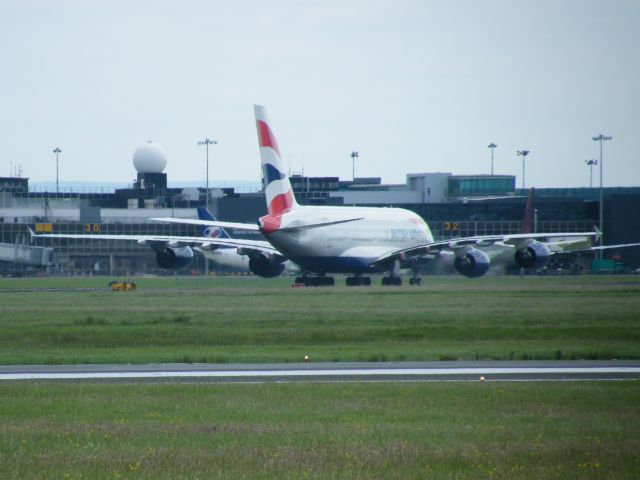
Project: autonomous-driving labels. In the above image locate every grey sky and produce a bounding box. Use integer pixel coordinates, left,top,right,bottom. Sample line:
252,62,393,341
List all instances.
1,0,638,188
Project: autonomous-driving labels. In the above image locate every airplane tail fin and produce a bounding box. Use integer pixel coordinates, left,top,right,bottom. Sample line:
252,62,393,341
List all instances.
521,188,535,234
254,105,298,216
197,207,231,239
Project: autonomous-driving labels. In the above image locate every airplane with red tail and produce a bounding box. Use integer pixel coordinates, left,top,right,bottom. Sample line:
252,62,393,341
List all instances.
32,105,635,283
154,105,611,286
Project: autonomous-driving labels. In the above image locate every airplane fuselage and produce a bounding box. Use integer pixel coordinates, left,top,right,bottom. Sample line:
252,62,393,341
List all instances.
199,246,299,275
261,205,434,274
200,248,251,271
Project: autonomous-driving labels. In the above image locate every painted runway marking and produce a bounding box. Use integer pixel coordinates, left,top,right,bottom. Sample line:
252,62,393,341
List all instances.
2,367,640,381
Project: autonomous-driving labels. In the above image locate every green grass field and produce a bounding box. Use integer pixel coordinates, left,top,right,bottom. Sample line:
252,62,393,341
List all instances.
0,275,639,364
1,381,639,479
2,275,640,478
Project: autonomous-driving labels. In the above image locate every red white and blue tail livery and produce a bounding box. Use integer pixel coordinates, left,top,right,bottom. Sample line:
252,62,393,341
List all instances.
256,105,297,223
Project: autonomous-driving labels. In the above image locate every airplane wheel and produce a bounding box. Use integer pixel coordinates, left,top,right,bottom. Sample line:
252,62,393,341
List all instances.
393,276,402,286
345,276,370,286
322,277,335,286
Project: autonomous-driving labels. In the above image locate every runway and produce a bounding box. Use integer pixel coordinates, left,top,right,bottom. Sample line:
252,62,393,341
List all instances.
1,360,639,383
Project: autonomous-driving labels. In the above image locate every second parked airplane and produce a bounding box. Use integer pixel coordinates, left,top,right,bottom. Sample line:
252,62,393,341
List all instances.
195,207,298,276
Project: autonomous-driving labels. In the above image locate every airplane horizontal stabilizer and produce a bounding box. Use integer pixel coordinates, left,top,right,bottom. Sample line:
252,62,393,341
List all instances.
150,218,260,231
278,217,364,232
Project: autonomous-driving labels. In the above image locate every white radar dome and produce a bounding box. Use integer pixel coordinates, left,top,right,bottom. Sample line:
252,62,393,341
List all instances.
132,141,167,173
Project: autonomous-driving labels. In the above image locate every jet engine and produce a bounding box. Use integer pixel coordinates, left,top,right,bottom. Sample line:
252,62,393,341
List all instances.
454,248,491,278
514,240,551,269
155,246,194,269
248,253,286,278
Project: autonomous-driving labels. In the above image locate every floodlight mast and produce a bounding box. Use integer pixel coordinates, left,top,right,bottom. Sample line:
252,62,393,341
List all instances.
488,143,497,175
53,147,62,193
351,151,359,181
198,138,217,211
516,150,530,189
592,134,612,259
585,159,598,188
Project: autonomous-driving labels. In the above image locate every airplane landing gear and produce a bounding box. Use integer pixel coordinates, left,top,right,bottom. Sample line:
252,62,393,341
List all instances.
345,276,372,286
317,276,335,286
382,259,402,286
295,276,335,287
382,276,402,286
409,274,423,286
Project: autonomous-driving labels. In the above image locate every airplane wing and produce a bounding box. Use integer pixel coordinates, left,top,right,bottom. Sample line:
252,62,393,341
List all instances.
150,218,260,231
371,231,602,266
590,243,640,250
372,228,640,269
28,230,281,255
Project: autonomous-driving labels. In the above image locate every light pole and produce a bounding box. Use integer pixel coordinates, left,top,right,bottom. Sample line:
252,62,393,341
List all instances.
350,151,359,181
516,150,530,189
198,138,217,211
53,147,61,193
592,134,612,260
584,159,598,188
488,143,497,175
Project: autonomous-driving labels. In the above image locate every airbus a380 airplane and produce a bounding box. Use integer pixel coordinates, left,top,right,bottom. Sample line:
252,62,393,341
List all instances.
154,105,607,286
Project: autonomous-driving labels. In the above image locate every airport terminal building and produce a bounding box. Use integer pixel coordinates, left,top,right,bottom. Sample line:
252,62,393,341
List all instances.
2,143,639,275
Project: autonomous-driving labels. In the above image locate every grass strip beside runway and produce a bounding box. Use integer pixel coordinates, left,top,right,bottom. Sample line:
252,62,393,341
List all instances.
1,381,639,479
0,275,639,364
